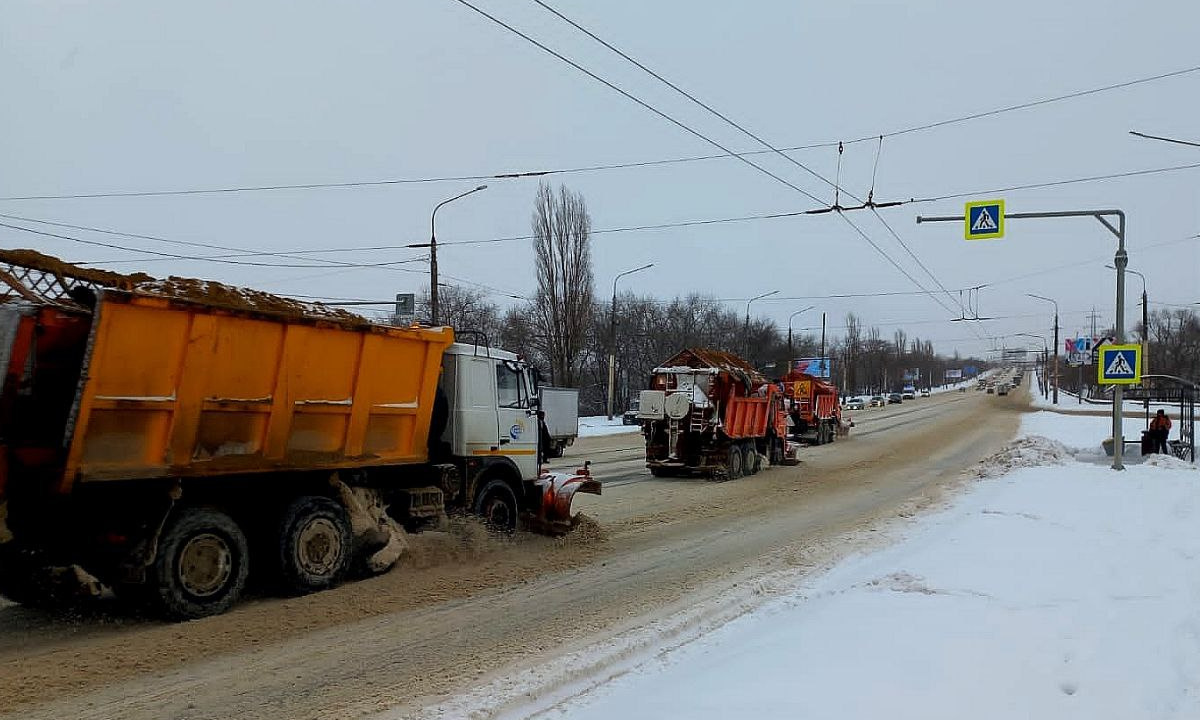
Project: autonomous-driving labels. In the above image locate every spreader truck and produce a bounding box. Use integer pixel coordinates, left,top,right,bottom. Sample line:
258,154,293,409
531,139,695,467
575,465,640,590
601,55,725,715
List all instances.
637,348,790,479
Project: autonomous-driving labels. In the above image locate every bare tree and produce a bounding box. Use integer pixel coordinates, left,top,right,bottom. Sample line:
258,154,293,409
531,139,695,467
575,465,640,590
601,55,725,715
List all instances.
531,182,594,386
411,285,501,343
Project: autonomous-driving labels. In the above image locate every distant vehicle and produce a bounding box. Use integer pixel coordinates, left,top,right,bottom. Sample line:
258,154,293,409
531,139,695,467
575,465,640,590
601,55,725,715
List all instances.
986,386,995,394
888,393,903,404
997,384,1009,396
901,385,916,400
869,395,886,407
846,396,865,410
920,388,931,398
622,398,641,425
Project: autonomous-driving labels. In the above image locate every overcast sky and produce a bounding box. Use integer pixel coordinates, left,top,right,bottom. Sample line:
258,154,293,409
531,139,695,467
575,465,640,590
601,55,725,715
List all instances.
2,0,1197,357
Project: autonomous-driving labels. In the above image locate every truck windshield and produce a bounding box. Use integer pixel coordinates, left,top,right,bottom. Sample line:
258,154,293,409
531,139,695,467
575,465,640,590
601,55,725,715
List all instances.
496,363,527,408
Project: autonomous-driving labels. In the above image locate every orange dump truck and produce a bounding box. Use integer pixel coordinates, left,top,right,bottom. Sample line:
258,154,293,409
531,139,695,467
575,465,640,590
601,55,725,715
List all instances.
636,348,790,479
0,251,598,618
780,369,843,445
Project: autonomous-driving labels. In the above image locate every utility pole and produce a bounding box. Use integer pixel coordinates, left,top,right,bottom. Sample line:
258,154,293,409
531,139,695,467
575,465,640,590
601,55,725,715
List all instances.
606,263,653,420
820,312,827,370
419,185,487,325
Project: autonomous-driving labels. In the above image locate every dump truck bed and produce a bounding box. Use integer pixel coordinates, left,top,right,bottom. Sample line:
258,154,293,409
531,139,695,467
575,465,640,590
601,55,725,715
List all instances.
60,290,453,490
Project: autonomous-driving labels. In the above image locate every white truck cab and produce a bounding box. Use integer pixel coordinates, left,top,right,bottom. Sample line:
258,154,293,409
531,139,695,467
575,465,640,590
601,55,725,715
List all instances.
440,342,540,481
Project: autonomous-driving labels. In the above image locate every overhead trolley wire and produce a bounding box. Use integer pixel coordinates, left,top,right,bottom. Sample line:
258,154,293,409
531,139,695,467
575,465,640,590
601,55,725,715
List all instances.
3,63,1195,202
518,0,962,323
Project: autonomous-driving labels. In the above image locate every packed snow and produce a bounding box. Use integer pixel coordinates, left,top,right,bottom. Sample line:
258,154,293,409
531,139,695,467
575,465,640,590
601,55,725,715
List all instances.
513,405,1200,720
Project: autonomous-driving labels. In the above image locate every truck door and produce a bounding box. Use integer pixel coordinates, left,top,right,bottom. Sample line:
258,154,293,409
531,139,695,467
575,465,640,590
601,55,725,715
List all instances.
494,360,538,479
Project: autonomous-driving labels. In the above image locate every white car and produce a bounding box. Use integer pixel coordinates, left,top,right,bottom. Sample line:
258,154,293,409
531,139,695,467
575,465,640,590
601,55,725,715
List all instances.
846,396,865,410
920,388,930,398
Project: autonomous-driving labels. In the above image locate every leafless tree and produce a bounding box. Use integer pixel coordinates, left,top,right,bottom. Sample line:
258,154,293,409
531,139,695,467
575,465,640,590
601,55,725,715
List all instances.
531,182,594,386
411,285,501,343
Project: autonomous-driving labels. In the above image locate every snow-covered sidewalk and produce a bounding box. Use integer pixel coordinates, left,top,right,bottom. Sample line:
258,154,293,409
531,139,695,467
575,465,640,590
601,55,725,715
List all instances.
533,410,1200,719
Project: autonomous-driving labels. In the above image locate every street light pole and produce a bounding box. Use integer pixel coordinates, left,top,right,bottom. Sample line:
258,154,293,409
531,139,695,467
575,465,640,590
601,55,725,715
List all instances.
1027,294,1059,405
606,263,653,420
1016,333,1048,397
787,305,816,361
744,290,779,358
425,185,487,325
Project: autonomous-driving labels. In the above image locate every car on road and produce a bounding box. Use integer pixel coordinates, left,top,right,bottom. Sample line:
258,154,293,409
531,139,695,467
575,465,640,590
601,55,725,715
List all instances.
920,388,931,398
869,395,886,407
901,385,916,400
888,393,903,404
846,396,865,410
622,399,641,425
997,384,1009,396
986,386,995,394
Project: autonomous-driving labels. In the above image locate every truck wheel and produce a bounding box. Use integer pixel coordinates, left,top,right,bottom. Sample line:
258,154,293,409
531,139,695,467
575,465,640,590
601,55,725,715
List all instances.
275,496,353,595
727,445,744,479
149,507,249,620
745,443,761,475
475,478,519,533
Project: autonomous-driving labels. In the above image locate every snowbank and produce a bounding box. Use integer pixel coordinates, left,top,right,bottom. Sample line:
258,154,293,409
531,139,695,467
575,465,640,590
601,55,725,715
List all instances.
525,411,1200,720
578,415,641,438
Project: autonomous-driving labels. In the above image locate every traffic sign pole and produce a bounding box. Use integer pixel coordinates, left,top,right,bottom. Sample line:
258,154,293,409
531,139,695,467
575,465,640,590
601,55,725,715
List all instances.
918,207,1128,469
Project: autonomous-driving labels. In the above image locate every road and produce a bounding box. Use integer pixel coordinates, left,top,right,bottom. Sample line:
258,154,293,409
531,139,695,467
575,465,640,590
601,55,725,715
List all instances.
0,386,1026,720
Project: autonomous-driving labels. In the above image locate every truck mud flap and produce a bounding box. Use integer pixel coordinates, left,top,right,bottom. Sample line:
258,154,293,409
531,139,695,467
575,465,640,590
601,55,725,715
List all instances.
526,464,601,536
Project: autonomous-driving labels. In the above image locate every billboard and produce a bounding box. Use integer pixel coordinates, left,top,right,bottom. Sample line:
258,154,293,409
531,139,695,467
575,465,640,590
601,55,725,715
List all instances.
1065,337,1109,367
945,368,963,380
792,357,831,378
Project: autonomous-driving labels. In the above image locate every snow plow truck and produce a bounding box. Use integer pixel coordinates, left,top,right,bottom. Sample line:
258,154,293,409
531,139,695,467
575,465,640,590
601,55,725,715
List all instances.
0,250,599,619
780,367,844,445
637,348,792,479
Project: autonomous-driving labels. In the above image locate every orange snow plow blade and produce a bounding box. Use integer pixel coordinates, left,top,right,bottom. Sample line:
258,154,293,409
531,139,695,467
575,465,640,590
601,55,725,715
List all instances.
526,462,602,535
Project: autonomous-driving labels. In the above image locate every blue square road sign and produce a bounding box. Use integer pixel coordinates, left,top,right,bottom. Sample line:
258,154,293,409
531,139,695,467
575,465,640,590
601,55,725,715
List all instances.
1097,344,1141,385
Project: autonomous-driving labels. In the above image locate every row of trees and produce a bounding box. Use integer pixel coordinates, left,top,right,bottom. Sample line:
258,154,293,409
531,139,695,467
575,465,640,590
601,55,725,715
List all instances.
398,181,991,415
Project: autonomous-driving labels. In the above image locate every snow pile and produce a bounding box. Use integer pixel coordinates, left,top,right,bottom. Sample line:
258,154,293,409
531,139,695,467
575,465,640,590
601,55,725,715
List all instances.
497,409,1200,720
974,435,1070,477
1143,453,1198,471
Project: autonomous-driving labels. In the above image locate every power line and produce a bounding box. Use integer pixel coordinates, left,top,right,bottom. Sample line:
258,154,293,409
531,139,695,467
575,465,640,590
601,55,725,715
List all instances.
0,214,429,271
1129,130,1200,149
449,0,831,205
3,64,1195,203
512,0,961,321
912,160,1200,202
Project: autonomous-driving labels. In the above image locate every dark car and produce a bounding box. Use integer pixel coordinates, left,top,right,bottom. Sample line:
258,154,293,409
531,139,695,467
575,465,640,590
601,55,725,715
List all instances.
622,399,641,425
888,393,903,404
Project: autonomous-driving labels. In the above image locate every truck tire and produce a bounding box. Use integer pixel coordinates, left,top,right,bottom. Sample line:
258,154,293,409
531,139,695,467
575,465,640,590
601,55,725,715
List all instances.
475,478,519,533
727,444,744,480
744,442,761,475
275,496,353,596
149,506,249,620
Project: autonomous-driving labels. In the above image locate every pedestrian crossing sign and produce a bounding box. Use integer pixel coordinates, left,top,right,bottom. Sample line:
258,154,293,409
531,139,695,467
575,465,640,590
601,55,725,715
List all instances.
964,199,1005,240
1098,344,1141,385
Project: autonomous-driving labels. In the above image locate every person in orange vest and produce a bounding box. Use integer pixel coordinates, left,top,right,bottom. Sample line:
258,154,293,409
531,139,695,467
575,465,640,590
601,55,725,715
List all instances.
1150,409,1173,454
